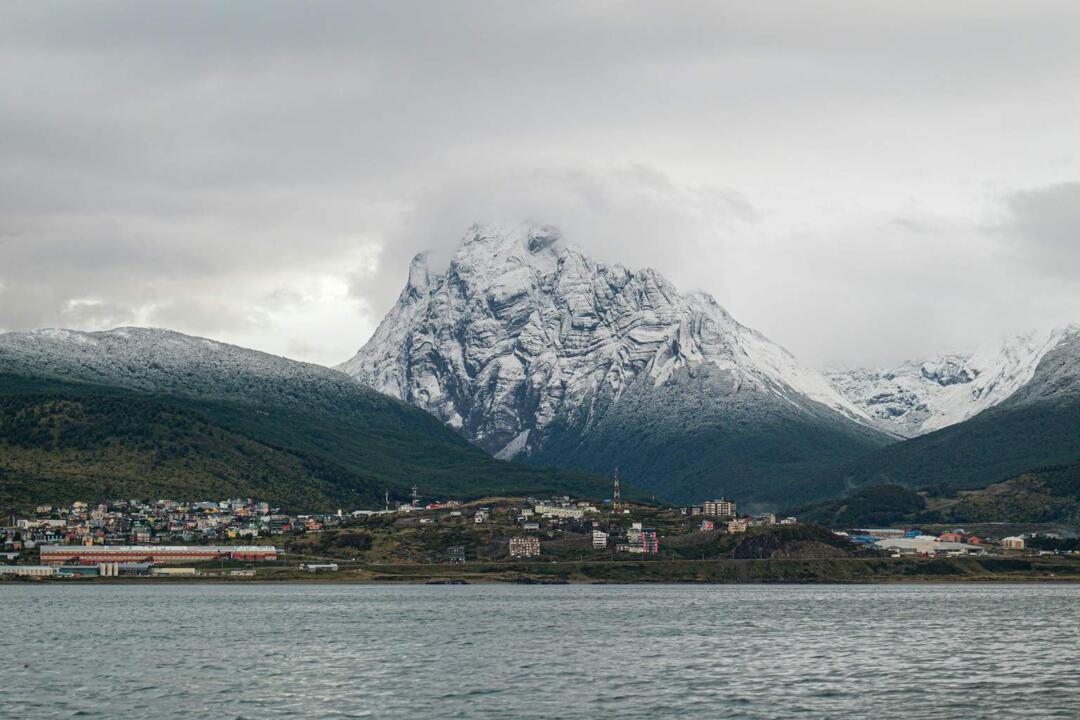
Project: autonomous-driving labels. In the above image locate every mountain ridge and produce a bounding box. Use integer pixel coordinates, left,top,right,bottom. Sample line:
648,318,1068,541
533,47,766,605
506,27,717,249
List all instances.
0,327,617,510
828,326,1078,438
819,328,1080,497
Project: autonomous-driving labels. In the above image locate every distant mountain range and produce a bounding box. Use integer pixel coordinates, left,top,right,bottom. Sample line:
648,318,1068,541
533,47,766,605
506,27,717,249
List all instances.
0,328,613,512
3,224,1079,513
821,328,1080,497
828,326,1077,437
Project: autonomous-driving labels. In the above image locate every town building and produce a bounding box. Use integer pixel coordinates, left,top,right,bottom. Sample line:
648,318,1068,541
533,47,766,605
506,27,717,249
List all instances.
727,519,749,534
508,536,541,558
703,499,737,517
446,546,466,564
592,529,609,549
1001,536,1026,550
641,528,659,554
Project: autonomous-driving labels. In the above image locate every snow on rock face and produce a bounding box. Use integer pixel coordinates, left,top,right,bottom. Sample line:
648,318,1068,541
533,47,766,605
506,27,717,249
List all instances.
339,223,873,458
0,326,369,413
827,326,1077,437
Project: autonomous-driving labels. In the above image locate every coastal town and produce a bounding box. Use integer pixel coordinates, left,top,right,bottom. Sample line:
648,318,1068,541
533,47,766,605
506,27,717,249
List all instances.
3,486,1076,581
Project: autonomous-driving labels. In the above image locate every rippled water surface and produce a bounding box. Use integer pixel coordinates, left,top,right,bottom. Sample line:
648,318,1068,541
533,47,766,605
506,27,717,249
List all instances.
4,583,1080,718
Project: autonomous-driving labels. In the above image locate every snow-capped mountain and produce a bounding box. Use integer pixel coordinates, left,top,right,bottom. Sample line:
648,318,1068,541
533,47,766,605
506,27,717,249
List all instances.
834,325,1080,492
0,326,365,412
827,326,1078,438
0,326,621,506
341,223,889,504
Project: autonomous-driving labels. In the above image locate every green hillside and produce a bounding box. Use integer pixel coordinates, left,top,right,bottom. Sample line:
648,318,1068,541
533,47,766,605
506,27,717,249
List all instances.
528,368,891,507
809,332,1080,503
0,374,614,512
818,400,1080,498
793,464,1080,528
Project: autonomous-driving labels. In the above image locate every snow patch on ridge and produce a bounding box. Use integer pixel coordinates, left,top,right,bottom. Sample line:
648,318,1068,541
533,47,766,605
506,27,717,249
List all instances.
828,326,1074,437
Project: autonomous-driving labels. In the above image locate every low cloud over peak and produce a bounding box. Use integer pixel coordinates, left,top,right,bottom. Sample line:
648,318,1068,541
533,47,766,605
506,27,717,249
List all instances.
2,2,1079,367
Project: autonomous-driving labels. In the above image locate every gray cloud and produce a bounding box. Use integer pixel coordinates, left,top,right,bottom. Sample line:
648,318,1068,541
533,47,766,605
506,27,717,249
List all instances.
1005,183,1080,277
2,2,1080,366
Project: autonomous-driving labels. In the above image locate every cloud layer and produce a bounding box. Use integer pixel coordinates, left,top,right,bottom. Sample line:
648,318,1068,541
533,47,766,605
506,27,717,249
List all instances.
2,2,1079,367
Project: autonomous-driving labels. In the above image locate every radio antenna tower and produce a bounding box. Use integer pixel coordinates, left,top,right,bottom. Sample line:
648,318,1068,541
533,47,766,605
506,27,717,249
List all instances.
411,484,419,507
612,467,621,510
384,490,390,512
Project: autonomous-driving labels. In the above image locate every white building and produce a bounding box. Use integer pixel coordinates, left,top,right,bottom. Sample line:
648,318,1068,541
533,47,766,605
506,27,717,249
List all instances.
1001,536,1026,550
534,504,585,520
0,565,55,577
592,529,609,549
727,519,749,534
302,563,340,572
509,536,541,558
874,536,982,556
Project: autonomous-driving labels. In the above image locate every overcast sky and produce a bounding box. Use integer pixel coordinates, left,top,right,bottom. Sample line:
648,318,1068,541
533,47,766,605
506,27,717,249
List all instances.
3,2,1080,369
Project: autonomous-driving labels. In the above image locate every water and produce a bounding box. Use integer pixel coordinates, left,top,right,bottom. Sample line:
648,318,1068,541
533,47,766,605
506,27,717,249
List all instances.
3,583,1080,719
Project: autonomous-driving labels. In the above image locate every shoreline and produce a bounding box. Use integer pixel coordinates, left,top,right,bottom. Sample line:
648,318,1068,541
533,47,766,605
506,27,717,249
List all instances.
7,555,1080,585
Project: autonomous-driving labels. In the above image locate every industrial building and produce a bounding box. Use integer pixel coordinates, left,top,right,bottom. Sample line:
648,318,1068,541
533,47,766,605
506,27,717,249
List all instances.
0,565,56,577
39,544,278,565
873,536,983,556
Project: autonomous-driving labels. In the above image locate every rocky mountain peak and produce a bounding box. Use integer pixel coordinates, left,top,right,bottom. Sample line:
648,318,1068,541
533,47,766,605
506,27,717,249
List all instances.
340,223,872,464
